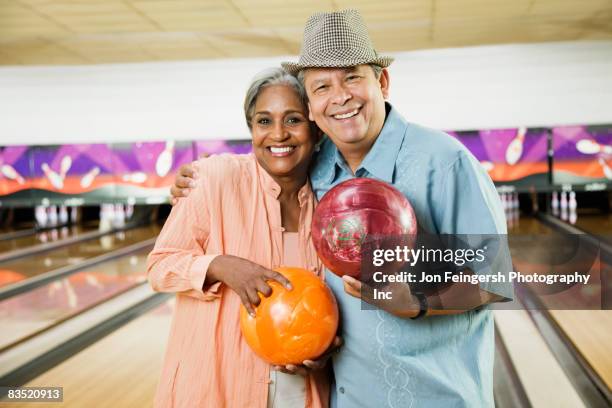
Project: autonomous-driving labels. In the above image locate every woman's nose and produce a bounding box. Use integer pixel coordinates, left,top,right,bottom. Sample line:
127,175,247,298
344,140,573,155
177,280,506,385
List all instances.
271,122,290,141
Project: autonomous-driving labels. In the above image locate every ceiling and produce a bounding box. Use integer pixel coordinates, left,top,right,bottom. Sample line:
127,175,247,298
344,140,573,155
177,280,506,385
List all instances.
1,0,611,66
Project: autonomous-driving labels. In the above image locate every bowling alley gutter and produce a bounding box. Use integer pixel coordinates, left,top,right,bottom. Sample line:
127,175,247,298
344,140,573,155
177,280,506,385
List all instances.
0,237,156,303
0,221,142,265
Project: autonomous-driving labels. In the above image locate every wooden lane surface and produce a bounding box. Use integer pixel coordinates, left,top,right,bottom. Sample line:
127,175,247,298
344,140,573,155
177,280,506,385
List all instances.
5,299,174,408
549,310,612,392
0,226,91,254
572,213,612,244
508,216,612,393
0,225,161,283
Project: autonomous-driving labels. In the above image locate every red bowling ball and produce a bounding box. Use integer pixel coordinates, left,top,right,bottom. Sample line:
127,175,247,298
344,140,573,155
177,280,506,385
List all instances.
312,178,417,279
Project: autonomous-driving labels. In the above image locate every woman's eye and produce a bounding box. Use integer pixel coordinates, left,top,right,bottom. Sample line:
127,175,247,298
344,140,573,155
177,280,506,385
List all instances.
347,75,359,81
257,118,270,125
315,85,327,93
287,117,302,124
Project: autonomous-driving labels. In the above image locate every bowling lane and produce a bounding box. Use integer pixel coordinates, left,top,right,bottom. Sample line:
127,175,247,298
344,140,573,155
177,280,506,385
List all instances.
6,299,174,408
0,224,160,288
0,225,36,240
0,225,95,254
508,216,612,393
0,246,152,352
571,213,612,244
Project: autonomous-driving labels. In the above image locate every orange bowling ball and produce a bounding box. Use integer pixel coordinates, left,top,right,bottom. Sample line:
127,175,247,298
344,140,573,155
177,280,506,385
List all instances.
239,266,339,365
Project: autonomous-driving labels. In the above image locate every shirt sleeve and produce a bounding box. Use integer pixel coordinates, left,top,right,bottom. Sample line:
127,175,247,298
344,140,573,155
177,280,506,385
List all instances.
433,151,514,301
146,167,222,301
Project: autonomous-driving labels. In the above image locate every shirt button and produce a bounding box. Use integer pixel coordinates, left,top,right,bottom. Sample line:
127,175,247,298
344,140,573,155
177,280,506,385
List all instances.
279,227,286,232
339,387,345,394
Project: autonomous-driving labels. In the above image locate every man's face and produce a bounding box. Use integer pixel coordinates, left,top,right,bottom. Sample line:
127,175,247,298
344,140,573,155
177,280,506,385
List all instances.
303,65,389,153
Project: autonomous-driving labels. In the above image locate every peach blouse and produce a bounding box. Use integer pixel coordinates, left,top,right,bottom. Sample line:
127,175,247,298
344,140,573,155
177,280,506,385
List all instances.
147,154,329,408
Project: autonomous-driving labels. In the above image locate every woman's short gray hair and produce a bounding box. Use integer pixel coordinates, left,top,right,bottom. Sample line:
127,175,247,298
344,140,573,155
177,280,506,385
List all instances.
244,67,308,129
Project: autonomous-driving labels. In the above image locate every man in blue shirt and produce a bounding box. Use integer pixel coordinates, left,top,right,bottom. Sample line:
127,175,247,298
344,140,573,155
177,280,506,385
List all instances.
278,10,512,407
173,9,512,407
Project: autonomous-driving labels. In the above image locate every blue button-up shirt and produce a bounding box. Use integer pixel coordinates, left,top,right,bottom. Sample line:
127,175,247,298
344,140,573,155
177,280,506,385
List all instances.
310,103,512,408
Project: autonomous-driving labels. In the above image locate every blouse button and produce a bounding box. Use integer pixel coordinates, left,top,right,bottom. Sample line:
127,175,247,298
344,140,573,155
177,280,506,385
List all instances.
279,227,286,232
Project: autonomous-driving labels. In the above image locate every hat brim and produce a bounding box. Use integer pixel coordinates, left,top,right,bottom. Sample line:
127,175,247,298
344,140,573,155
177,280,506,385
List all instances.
281,56,394,76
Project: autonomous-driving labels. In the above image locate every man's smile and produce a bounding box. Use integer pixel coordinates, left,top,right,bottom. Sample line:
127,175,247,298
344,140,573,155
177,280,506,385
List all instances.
331,107,361,120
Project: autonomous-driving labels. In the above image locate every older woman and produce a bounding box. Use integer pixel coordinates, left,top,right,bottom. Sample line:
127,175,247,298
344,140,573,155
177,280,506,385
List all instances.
147,68,333,408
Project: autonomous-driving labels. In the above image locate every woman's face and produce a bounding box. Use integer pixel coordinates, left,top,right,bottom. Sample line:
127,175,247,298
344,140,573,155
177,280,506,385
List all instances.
251,84,316,179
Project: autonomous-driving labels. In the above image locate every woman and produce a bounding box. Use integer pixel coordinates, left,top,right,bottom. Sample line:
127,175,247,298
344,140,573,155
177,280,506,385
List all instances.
147,68,333,408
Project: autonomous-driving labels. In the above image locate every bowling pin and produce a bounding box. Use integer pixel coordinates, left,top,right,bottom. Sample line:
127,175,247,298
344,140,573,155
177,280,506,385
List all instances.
70,206,77,224
560,206,568,221
560,192,568,209
599,158,612,180
81,166,100,188
60,226,69,239
35,206,47,228
576,139,612,155
48,205,58,227
122,172,148,183
59,155,72,179
569,207,577,225
99,204,111,231
505,127,527,166
569,191,577,210
59,205,68,224
1,164,25,184
156,140,175,177
113,203,125,228
552,191,559,215
41,163,64,189
50,228,59,241
125,203,134,220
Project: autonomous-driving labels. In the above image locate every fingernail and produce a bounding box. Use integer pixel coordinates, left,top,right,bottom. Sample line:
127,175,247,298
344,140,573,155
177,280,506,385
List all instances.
249,311,256,318
189,181,196,188
182,189,190,195
286,284,293,290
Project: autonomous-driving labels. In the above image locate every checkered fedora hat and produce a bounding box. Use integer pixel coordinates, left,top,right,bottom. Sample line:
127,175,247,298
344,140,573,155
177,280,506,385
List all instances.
281,9,393,75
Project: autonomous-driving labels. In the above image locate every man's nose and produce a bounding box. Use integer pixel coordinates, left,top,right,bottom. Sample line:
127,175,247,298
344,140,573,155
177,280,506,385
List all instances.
330,84,352,106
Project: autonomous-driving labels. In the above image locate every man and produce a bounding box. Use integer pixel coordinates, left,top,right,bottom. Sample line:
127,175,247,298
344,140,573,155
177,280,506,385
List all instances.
172,9,512,407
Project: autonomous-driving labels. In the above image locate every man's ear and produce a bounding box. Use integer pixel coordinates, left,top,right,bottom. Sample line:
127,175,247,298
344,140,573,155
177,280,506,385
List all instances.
379,68,390,100
308,101,314,121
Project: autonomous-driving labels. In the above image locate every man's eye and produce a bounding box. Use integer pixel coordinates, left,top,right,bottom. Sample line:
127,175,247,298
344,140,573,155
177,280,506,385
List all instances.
315,85,327,93
347,75,359,81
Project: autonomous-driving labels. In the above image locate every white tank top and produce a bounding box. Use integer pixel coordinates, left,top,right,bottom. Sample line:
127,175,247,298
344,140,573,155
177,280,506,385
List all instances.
267,232,307,408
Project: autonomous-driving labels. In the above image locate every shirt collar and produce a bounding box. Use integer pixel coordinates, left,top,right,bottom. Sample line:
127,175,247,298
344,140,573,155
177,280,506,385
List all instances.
323,102,407,184
256,156,313,207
